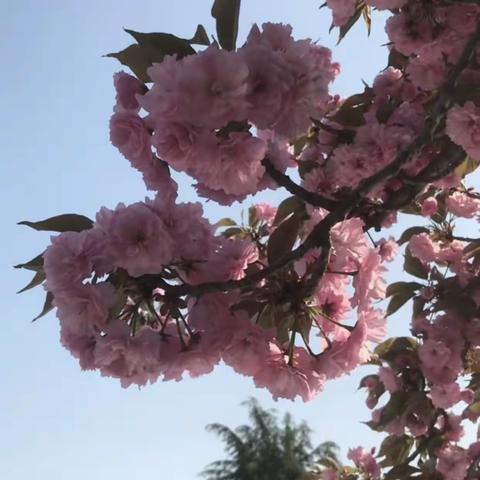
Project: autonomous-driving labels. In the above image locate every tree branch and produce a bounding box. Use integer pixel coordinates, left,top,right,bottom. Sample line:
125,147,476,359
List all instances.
261,157,337,210
160,27,480,300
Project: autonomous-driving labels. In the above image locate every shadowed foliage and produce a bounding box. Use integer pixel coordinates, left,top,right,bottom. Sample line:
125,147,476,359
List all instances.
201,399,340,480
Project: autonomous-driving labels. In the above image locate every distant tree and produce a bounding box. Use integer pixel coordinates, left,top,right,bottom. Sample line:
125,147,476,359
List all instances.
201,399,339,480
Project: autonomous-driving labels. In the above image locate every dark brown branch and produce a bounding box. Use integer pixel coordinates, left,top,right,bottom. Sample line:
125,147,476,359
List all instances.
261,157,337,210
161,27,480,300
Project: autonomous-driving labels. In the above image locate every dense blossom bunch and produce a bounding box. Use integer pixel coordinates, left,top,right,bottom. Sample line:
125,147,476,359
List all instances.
17,0,480,478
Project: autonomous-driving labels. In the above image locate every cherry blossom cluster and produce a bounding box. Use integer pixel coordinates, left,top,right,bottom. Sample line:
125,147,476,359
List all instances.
17,0,480,476
42,193,393,401
111,23,338,204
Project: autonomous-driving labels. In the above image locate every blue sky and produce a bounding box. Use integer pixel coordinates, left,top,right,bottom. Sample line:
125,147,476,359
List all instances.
0,1,422,479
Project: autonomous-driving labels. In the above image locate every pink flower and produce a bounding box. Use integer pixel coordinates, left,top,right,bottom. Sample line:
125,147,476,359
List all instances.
330,218,369,271
377,237,399,263
152,121,212,173
418,339,452,369
241,23,338,138
326,0,356,26
60,324,96,370
110,111,151,165
150,199,216,265
222,325,274,377
55,282,116,334
189,237,258,283
95,201,174,277
94,323,165,387
162,338,222,382
195,133,267,197
446,191,480,218
430,382,462,409
406,45,448,91
253,203,277,225
437,446,469,480
315,319,369,379
109,111,176,194
421,197,438,217
385,13,433,56
113,71,146,112
366,0,407,10
352,251,387,311
347,447,381,480
443,414,465,443
328,144,385,191
143,47,249,129
446,102,480,161
409,233,439,264
361,308,386,344
253,346,325,402
372,67,403,98
378,367,400,393
43,229,102,295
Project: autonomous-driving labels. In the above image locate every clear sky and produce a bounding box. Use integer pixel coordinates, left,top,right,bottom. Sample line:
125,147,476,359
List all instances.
0,1,421,479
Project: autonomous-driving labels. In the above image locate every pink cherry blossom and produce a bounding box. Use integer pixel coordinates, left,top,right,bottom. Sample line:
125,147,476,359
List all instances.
446,102,480,161
378,367,400,393
95,201,174,277
347,447,381,480
253,203,277,225
326,0,356,26
113,71,146,112
409,233,439,264
43,229,103,295
437,446,469,480
253,346,325,402
110,111,151,166
366,0,407,10
430,382,462,409
421,197,438,217
446,191,480,218
241,23,338,138
143,47,250,129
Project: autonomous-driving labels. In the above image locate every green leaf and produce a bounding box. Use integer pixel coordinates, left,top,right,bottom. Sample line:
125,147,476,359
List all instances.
276,314,294,345
14,252,44,271
335,0,368,44
17,270,46,294
378,435,414,468
361,4,372,35
328,90,373,127
404,247,429,280
106,44,153,83
248,206,258,228
386,281,423,298
375,337,417,362
33,291,54,321
188,24,211,46
359,374,379,389
455,156,478,179
106,28,197,82
18,214,94,233
273,196,305,227
386,292,414,316
398,226,430,245
387,48,408,70
222,227,244,238
125,29,196,60
257,304,276,330
216,217,237,227
378,391,410,427
267,215,300,264
211,0,241,51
